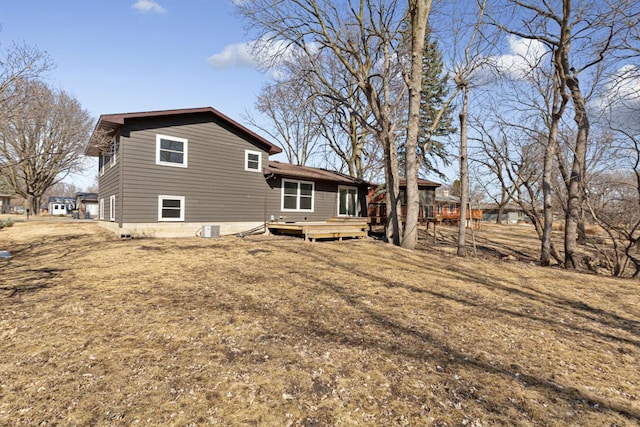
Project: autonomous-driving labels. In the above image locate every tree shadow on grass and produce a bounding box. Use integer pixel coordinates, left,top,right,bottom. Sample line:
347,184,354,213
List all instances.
1,233,91,298
251,241,640,423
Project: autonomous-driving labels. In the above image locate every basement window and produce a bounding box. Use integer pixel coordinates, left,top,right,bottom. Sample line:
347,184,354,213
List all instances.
158,195,185,221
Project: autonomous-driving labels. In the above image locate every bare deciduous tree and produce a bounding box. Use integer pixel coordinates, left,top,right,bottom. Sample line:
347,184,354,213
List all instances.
0,39,53,117
496,0,631,269
236,0,433,248
245,71,323,166
0,79,93,214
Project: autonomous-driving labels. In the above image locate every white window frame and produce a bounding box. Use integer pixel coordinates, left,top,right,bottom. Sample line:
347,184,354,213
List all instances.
158,195,185,222
99,198,105,220
109,195,115,222
337,186,358,217
99,152,109,176
281,179,315,212
110,135,119,166
244,149,262,172
156,134,188,168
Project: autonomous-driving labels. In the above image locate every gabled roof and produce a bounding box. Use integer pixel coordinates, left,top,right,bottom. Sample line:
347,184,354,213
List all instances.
48,196,75,204
370,178,441,189
264,161,368,186
76,192,99,201
85,107,282,156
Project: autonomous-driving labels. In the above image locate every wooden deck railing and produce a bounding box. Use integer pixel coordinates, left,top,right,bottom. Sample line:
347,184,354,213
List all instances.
368,202,482,226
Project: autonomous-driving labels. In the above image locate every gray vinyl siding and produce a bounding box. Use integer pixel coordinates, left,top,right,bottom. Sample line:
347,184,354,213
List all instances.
265,176,368,222
119,114,270,223
98,152,121,224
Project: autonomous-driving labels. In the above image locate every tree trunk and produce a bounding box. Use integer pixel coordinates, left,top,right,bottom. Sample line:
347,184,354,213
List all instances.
30,196,40,216
564,80,589,269
541,105,563,265
382,132,402,245
457,84,469,257
541,137,556,266
401,0,432,249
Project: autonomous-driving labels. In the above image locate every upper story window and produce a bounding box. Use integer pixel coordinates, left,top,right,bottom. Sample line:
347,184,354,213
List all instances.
156,134,188,168
110,135,119,166
282,179,314,212
99,151,111,175
245,150,262,172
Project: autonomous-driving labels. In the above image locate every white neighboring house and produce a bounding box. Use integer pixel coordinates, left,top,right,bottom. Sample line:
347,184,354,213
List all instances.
48,196,75,216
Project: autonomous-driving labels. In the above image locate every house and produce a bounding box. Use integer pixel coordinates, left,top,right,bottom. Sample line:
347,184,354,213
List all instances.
435,191,461,223
48,196,75,216
368,178,441,226
84,107,368,238
76,192,99,219
264,161,369,222
434,190,483,228
480,202,527,224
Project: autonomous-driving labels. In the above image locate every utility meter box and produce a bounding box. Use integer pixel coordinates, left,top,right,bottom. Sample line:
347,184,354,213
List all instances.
201,224,220,238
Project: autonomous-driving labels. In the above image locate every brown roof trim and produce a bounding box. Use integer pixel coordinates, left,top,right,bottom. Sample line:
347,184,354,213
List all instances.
85,107,282,156
399,177,441,188
371,178,441,188
264,161,368,186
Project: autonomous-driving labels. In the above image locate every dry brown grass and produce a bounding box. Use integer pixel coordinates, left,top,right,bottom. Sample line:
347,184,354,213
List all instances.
0,221,639,426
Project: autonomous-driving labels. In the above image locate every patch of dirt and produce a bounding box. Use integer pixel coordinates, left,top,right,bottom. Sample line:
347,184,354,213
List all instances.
0,221,638,426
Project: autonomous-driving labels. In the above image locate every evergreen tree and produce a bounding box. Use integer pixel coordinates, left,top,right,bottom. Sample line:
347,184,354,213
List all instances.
417,27,455,178
397,25,455,178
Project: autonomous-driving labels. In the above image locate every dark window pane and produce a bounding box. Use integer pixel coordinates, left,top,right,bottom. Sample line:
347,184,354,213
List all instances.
283,195,297,209
300,183,313,196
160,151,184,164
284,182,298,195
162,208,181,218
161,139,183,152
339,190,347,215
162,199,181,208
299,196,312,210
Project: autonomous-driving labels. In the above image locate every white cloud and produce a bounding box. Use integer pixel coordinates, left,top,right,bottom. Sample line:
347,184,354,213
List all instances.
597,64,640,131
493,35,548,80
208,42,259,70
132,0,167,14
208,39,301,75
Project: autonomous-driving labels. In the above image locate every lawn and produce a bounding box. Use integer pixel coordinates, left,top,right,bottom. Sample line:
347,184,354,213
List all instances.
0,221,638,426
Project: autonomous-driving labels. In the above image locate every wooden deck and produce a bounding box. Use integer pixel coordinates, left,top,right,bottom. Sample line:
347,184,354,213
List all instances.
268,217,368,242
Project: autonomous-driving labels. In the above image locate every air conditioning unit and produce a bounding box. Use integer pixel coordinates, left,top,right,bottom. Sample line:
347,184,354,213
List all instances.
201,224,220,238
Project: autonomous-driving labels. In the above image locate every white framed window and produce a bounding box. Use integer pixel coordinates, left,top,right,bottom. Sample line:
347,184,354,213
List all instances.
245,150,262,172
281,179,314,212
110,135,119,166
158,195,185,221
156,134,188,168
99,152,110,175
99,198,105,220
338,186,358,217
109,195,115,221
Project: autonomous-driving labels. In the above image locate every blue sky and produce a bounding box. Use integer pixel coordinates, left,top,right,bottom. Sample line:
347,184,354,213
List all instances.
2,0,271,188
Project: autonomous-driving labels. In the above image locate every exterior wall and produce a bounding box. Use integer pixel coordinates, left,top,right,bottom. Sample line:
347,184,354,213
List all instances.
99,220,265,238
101,113,272,230
482,209,524,224
265,175,367,222
98,143,122,223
